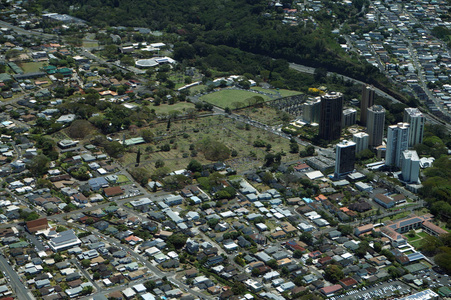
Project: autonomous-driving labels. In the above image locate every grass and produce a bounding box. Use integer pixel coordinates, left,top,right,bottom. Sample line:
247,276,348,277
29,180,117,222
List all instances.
200,89,271,109
380,211,411,223
188,84,207,94
120,115,303,175
237,106,288,126
117,174,130,184
417,231,429,238
18,62,45,73
251,86,303,97
410,239,423,249
147,102,196,115
407,234,421,242
83,41,99,48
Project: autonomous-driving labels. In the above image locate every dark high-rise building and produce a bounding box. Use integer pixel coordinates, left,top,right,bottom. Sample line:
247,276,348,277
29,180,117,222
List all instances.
335,140,356,178
319,92,343,142
360,85,375,126
366,105,386,147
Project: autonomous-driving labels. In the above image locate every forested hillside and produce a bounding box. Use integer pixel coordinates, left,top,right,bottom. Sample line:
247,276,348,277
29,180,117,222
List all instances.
35,0,402,96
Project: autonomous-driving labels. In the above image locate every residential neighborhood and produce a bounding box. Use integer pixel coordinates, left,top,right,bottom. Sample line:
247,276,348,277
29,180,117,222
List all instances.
0,0,450,300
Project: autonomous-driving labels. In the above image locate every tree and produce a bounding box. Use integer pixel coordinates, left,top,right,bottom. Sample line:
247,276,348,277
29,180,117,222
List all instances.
232,283,246,295
104,141,125,158
338,224,353,236
187,159,202,173
155,159,165,168
141,129,154,143
129,167,150,186
81,259,91,268
267,259,278,269
27,154,50,176
324,265,344,283
251,268,261,277
68,120,94,139
136,148,141,165
167,233,188,249
289,142,299,153
293,250,303,258
167,118,171,131
144,280,156,290
81,285,93,295
355,241,369,258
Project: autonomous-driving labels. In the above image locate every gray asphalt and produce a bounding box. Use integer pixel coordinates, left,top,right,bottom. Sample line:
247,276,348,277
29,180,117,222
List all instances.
0,254,34,300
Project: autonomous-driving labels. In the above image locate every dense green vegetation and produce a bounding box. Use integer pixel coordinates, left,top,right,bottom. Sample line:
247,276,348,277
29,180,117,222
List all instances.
35,0,404,98
419,125,451,225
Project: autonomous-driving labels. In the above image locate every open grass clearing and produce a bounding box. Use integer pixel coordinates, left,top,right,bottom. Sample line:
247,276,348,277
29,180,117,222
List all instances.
18,61,45,73
200,89,271,109
237,106,289,126
83,41,99,48
117,174,130,184
410,239,422,249
417,231,429,238
147,102,196,115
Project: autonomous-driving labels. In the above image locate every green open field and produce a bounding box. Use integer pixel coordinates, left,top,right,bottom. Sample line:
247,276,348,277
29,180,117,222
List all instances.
237,106,290,126
381,211,411,223
18,62,45,73
410,239,423,249
148,102,196,115
83,41,99,48
200,89,271,109
119,115,304,175
188,84,207,95
117,174,130,184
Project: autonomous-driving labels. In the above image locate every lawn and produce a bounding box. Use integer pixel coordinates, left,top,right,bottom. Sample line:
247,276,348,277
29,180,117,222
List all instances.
407,234,421,242
200,89,271,109
147,102,196,115
18,62,45,73
237,106,289,126
83,41,99,48
410,239,423,249
117,174,130,184
188,84,207,95
417,231,429,238
381,211,411,223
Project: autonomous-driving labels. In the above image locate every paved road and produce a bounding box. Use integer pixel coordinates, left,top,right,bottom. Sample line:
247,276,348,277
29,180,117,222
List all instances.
289,62,451,129
0,254,34,300
0,20,56,39
72,223,211,300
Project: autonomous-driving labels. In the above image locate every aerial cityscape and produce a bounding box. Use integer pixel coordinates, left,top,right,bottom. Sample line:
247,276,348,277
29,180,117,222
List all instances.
0,0,450,300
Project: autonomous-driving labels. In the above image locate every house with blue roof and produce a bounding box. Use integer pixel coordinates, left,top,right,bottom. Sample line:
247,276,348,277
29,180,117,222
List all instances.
88,177,109,191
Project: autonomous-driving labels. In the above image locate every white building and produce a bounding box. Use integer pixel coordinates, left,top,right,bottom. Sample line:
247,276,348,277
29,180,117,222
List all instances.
386,123,410,168
302,97,321,124
403,107,424,148
353,132,369,154
401,150,420,183
342,108,357,127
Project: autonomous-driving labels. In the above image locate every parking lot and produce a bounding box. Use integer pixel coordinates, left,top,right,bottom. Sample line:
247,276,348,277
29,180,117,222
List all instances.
337,280,412,300
416,269,450,289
